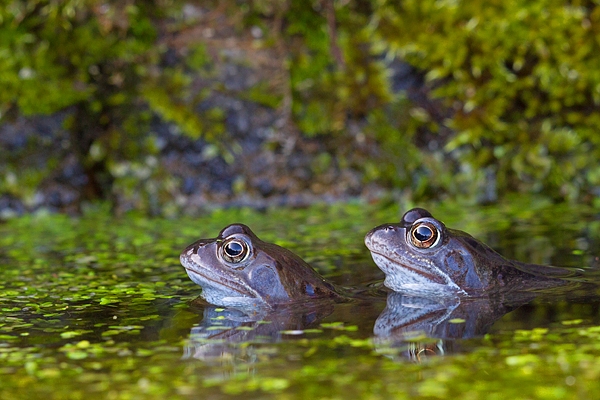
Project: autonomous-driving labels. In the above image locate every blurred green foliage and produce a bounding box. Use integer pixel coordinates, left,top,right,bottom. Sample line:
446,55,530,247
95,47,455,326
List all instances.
1,0,600,211
0,0,181,210
235,0,600,203
198,0,600,205
372,0,600,201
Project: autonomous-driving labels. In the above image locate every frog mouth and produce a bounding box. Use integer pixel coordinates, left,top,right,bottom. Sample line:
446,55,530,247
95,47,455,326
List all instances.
370,250,447,286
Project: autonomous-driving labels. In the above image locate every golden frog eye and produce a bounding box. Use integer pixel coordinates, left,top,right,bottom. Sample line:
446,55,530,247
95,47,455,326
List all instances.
222,239,249,263
410,222,439,249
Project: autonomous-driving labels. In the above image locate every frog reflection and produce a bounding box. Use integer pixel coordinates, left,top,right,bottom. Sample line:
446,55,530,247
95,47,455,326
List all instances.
183,302,333,362
372,292,533,361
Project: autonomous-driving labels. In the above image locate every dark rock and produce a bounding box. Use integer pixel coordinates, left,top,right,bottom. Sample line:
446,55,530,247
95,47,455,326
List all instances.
254,178,274,197
0,195,25,217
388,60,424,92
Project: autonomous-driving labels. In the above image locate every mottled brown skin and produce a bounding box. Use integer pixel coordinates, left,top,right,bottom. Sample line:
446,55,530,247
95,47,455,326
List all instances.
180,224,338,309
365,208,578,297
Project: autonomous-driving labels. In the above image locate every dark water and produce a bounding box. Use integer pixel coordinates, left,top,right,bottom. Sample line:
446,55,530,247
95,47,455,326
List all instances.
2,200,600,399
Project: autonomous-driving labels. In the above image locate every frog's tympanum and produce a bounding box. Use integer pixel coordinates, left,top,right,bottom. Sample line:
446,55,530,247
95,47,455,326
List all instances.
365,208,576,297
180,224,338,309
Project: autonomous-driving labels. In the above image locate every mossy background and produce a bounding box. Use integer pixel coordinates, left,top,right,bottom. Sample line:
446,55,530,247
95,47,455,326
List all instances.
1,0,599,214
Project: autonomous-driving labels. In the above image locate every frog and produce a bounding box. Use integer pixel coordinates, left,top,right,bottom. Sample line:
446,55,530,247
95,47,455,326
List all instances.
364,208,579,297
180,224,339,309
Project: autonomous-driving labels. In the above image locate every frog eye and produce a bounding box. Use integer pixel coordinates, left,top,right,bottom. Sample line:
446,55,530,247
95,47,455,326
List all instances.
409,222,440,249
221,239,250,263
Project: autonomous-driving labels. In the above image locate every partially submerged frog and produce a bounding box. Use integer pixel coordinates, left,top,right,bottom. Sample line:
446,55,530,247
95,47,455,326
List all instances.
180,224,339,309
365,208,580,297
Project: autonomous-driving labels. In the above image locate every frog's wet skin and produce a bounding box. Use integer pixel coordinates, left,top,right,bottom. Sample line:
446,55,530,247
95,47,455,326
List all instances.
180,224,339,309
365,208,582,297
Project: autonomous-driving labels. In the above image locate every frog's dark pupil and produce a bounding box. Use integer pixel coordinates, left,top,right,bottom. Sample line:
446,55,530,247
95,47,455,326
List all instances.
225,241,244,257
414,225,433,242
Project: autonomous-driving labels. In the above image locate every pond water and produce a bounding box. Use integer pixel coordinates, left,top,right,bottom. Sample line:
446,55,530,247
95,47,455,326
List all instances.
1,198,600,399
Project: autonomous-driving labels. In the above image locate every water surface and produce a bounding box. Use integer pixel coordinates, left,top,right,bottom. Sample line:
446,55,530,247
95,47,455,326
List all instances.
1,199,600,399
